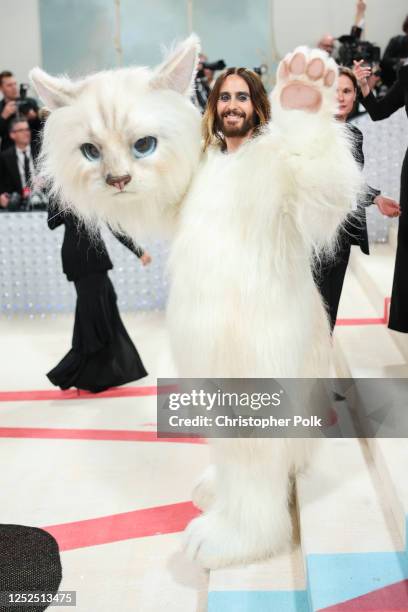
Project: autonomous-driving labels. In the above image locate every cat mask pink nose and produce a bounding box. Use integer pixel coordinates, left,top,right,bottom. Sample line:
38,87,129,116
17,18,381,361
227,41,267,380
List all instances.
106,173,132,191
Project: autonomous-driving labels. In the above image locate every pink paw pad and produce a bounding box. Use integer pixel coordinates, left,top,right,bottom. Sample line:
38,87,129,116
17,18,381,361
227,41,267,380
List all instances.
306,58,325,81
278,51,336,114
280,84,322,112
289,53,306,75
324,70,336,87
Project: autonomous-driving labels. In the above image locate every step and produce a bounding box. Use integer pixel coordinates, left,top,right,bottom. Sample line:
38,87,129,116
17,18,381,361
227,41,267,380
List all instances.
208,540,308,612
334,266,408,378
348,244,394,317
389,224,398,251
367,438,408,553
323,251,408,611
336,263,382,322
296,438,407,611
348,244,408,364
337,248,408,548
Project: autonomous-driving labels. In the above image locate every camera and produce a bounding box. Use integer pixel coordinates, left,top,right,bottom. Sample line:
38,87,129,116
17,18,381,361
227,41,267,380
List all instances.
196,59,226,81
201,60,226,72
16,83,37,117
253,64,268,77
194,59,226,113
337,35,381,68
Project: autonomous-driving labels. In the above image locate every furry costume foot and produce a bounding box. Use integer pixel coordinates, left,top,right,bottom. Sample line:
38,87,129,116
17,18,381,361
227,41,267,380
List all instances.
192,464,217,512
184,504,292,569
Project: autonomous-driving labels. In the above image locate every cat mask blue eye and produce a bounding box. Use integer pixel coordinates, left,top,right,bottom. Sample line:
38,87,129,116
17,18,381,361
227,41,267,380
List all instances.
80,143,101,161
132,136,157,159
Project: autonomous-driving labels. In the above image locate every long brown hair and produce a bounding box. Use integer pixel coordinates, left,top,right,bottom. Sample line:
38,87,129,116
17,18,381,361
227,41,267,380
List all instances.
202,67,271,151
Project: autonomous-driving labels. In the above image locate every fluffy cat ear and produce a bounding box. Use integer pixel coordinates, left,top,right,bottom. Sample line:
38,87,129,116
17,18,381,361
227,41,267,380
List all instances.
151,33,200,96
29,68,85,110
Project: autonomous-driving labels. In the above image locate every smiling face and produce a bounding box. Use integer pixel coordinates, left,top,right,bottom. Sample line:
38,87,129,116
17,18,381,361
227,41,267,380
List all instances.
216,74,255,138
336,74,356,121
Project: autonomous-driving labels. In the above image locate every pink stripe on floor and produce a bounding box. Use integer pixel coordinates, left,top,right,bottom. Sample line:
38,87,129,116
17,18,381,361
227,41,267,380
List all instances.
336,317,385,326
336,297,391,327
43,501,201,551
0,427,205,444
0,385,158,402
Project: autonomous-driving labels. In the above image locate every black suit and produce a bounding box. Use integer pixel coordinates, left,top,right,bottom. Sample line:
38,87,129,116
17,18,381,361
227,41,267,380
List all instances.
47,207,144,281
360,65,408,332
381,35,408,88
0,147,23,195
314,123,380,331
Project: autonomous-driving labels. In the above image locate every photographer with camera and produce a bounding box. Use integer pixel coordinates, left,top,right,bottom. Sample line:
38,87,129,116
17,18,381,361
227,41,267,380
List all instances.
0,118,35,210
317,0,367,57
194,54,226,113
334,0,382,76
0,71,41,156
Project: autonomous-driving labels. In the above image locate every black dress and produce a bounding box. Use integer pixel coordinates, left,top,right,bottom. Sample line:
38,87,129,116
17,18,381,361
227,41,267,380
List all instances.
361,65,408,332
314,123,379,330
47,209,147,392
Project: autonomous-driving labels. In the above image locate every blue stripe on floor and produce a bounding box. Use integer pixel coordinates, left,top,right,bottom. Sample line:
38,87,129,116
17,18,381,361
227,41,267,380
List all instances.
307,549,408,611
208,590,310,612
406,515,408,552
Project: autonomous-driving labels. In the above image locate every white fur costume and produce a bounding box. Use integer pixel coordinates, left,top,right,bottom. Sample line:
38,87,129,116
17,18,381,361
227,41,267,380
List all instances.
30,37,362,569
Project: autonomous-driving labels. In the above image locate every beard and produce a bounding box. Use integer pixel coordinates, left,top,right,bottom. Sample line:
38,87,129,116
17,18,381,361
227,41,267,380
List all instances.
217,110,255,138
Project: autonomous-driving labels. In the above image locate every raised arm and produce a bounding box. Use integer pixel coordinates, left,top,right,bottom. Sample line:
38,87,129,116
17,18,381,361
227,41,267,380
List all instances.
267,47,363,253
351,0,366,39
353,61,406,120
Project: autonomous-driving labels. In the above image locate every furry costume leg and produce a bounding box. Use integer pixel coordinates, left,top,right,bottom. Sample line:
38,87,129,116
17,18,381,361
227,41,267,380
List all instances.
185,439,313,568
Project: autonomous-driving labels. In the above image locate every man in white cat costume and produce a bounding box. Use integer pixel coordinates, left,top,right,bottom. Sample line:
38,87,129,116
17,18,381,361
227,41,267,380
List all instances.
30,36,361,569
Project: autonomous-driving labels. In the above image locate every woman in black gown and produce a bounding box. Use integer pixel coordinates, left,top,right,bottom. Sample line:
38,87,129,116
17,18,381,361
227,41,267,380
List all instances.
47,207,149,392
314,67,400,331
354,59,408,332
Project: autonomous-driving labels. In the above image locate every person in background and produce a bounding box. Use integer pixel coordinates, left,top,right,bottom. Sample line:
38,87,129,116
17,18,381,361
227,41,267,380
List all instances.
354,57,408,334
314,66,400,331
198,53,216,89
47,205,151,393
0,71,41,155
194,54,226,113
381,15,408,88
0,118,35,209
317,0,366,58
